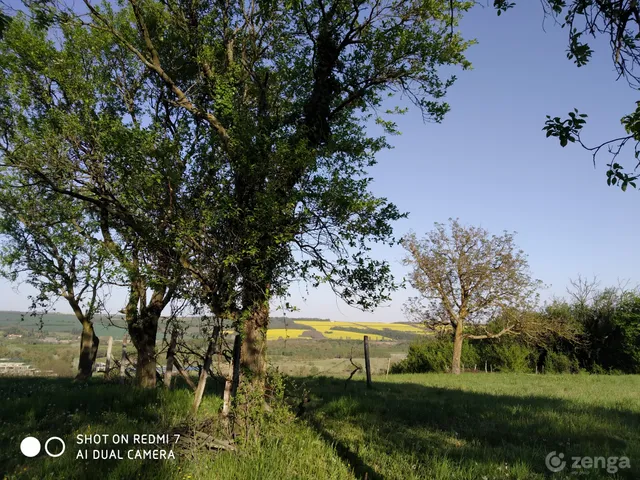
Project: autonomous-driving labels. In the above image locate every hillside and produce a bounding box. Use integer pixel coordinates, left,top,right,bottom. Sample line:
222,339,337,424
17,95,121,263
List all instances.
0,311,426,341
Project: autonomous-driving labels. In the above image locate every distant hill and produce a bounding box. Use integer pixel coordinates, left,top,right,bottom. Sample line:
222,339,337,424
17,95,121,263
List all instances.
0,311,129,338
0,311,426,341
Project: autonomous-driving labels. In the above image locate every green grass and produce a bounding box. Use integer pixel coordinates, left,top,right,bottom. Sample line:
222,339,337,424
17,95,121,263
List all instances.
299,373,640,480
0,377,352,480
1,373,638,479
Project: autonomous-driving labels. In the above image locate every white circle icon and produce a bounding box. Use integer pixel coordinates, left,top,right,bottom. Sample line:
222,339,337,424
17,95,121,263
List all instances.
20,437,41,457
44,437,66,458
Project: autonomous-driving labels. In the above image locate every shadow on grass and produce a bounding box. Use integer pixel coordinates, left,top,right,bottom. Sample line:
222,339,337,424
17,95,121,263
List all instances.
297,376,640,480
3,374,639,480
0,375,225,480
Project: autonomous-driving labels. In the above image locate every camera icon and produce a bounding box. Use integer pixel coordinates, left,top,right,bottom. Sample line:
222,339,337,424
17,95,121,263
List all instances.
20,436,66,458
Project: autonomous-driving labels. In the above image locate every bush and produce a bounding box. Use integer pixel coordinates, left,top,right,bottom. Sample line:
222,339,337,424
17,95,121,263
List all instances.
471,339,537,373
544,351,579,373
590,363,624,375
487,342,537,373
391,338,479,373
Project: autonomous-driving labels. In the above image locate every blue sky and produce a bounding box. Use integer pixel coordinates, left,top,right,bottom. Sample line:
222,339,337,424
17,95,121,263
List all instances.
1,2,638,322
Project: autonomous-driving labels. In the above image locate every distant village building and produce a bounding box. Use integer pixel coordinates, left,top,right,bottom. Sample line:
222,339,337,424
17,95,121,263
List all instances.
0,360,57,377
6,334,22,339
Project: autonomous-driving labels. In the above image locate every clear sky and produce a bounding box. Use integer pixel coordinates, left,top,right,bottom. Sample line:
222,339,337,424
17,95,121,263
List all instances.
1,2,638,322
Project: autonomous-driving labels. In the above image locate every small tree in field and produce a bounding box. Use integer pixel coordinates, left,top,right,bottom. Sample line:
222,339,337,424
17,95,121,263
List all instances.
402,219,542,374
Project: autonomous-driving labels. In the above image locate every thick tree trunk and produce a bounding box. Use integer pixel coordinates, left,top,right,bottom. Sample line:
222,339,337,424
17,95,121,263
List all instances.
76,321,99,381
129,313,160,388
451,323,464,375
240,300,269,382
136,341,157,387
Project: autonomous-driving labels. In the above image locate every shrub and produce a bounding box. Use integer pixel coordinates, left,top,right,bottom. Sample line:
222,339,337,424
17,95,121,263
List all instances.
590,363,624,375
391,338,479,373
544,351,579,373
471,339,537,373
488,342,537,373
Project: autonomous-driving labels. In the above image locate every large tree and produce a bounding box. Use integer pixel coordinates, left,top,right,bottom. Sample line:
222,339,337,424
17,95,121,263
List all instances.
0,9,188,386
402,219,542,374
62,0,477,386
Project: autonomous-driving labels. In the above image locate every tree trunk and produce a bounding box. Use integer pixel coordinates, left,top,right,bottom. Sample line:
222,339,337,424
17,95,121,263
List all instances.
129,313,160,388
192,336,216,414
451,322,464,375
240,300,269,382
175,359,197,390
222,379,233,417
135,335,157,388
105,336,113,375
76,320,99,381
164,328,178,389
223,334,242,417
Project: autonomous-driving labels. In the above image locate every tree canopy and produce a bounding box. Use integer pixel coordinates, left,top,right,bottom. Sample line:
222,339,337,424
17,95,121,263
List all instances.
0,0,477,387
402,219,546,374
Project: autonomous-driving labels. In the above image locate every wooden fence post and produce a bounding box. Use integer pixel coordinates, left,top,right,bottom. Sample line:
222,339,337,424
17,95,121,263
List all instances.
386,357,391,377
119,334,128,384
363,335,372,389
231,334,242,397
105,336,113,375
164,327,178,389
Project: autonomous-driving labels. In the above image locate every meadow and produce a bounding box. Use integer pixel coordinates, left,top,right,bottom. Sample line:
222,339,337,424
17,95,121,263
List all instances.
1,314,638,479
0,372,638,479
0,337,410,378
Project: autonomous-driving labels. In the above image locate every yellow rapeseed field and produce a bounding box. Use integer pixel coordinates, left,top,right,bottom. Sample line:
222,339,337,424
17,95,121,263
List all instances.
293,321,392,340
295,320,426,334
354,323,426,333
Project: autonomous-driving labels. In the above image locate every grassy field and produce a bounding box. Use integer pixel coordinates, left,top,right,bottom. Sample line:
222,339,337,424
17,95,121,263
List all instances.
301,374,640,479
0,337,409,378
0,373,638,480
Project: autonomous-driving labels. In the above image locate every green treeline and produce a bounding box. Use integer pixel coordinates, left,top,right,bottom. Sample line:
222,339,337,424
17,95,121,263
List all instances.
393,285,640,374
